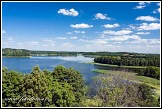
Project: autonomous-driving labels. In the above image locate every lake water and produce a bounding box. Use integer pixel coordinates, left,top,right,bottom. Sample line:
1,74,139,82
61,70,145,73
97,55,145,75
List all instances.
2,56,137,84
2,56,98,84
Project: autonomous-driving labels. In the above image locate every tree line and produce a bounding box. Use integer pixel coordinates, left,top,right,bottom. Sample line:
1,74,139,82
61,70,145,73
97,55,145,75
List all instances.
2,48,30,56
94,56,160,67
2,65,160,107
3,48,160,58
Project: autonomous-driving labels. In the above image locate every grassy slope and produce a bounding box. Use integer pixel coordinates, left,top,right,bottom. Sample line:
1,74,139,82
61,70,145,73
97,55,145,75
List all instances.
92,69,160,98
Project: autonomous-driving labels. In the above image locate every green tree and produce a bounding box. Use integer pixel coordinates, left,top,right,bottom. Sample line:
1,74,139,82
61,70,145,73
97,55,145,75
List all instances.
52,65,85,106
2,68,23,107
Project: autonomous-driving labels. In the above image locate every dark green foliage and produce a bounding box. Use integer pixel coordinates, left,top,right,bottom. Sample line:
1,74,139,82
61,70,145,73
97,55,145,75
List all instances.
2,68,23,107
52,65,85,105
2,65,159,107
2,48,30,56
2,65,85,107
94,56,160,67
138,66,160,80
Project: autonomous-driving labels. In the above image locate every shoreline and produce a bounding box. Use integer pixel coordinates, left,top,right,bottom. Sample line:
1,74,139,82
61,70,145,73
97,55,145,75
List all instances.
85,62,147,69
2,56,32,58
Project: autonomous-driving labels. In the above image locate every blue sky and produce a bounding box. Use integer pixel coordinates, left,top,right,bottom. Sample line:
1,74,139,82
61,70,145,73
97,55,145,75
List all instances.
2,2,160,53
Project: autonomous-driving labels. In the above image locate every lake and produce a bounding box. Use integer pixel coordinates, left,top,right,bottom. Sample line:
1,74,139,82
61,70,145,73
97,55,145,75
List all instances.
2,56,99,84
2,56,138,84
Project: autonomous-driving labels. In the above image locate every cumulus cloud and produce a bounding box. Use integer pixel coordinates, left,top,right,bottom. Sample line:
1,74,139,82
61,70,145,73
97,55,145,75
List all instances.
135,32,150,35
138,23,160,30
2,30,6,34
70,23,93,28
70,36,78,39
136,16,159,21
79,38,108,44
102,29,132,36
58,8,79,16
93,40,108,44
103,23,120,28
130,38,160,45
134,2,150,9
129,23,160,30
153,3,160,13
110,35,141,41
56,37,66,40
157,3,160,13
66,32,73,34
74,31,85,34
94,13,111,20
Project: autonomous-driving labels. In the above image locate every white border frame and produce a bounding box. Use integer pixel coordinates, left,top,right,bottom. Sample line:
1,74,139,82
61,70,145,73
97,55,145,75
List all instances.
1,1,161,108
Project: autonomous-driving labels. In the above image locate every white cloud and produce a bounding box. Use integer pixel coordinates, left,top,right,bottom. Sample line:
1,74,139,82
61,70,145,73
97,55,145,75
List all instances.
103,23,120,28
138,23,160,30
95,13,111,20
93,40,108,44
66,32,73,34
135,32,150,35
136,16,159,21
17,43,22,45
58,8,79,16
2,30,6,34
157,7,160,13
134,2,150,9
70,36,78,39
110,35,141,41
129,24,137,29
3,42,9,45
130,38,160,45
42,39,53,42
26,41,39,45
153,3,160,13
70,23,93,28
102,29,132,36
74,31,85,34
157,3,160,13
8,37,14,41
56,37,66,40
79,38,108,45
134,5,146,9
42,39,55,46
62,42,75,47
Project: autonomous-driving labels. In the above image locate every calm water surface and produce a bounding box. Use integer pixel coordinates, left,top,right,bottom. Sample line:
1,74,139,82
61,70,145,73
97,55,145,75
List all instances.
2,56,98,84
2,56,136,84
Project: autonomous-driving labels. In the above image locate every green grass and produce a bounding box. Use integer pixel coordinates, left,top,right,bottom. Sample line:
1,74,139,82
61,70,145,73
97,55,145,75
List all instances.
136,76,160,89
92,69,160,97
86,62,147,69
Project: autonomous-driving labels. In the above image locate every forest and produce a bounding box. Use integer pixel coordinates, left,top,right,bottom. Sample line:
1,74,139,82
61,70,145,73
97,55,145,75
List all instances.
94,56,160,67
2,48,160,57
2,65,160,107
94,56,160,79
